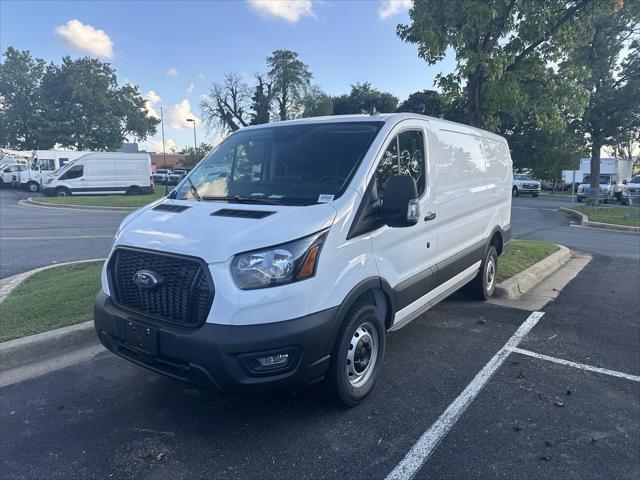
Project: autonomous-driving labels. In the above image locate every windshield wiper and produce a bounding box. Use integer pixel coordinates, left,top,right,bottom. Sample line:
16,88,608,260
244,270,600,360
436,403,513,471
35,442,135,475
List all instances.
186,177,201,201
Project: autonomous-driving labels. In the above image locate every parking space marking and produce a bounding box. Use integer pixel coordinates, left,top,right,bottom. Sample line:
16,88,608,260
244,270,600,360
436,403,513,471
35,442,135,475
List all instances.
386,311,545,480
0,235,113,240
511,347,640,382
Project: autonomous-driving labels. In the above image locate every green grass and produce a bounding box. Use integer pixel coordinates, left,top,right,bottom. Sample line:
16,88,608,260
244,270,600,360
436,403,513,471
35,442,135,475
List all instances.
0,262,103,342
571,205,640,227
35,190,165,208
497,240,559,284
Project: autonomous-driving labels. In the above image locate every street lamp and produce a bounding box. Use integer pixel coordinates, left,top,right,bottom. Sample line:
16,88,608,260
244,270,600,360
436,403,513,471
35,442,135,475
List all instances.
186,118,197,171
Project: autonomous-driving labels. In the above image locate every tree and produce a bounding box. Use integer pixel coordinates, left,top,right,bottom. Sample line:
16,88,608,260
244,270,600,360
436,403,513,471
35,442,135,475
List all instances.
266,49,312,120
200,73,251,133
0,47,48,149
179,142,213,168
560,1,640,189
396,90,449,118
333,82,398,115
397,0,596,129
39,56,158,150
250,74,272,125
301,85,333,118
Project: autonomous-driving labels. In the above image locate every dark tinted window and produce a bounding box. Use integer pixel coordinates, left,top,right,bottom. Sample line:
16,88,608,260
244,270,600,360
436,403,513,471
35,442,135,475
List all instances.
61,165,83,180
375,130,425,197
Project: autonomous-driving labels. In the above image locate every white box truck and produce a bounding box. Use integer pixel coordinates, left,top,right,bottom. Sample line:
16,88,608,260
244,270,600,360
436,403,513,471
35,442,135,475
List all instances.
42,152,154,196
563,157,633,197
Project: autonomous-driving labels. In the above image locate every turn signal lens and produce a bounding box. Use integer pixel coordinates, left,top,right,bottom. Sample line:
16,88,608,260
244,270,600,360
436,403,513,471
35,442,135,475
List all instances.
296,245,320,279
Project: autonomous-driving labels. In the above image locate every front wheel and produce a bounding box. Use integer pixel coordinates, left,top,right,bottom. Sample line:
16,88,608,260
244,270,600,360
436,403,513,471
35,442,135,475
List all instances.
463,245,498,300
27,181,39,192
55,187,71,197
512,186,518,197
325,304,386,407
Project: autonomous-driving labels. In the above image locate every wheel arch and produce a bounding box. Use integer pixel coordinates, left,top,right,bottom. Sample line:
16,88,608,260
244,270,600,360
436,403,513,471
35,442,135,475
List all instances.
333,277,396,333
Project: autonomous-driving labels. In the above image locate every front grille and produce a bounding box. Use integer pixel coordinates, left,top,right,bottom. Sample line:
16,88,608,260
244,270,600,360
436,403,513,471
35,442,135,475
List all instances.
109,248,213,327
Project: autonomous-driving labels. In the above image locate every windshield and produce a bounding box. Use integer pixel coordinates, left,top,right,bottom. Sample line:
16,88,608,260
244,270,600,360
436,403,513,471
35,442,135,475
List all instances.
582,175,610,184
630,175,640,184
53,158,78,176
515,174,532,181
175,121,383,204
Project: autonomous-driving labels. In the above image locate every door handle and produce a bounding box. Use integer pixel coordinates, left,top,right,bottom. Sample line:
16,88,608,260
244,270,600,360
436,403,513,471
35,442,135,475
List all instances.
424,212,436,221
80,178,87,181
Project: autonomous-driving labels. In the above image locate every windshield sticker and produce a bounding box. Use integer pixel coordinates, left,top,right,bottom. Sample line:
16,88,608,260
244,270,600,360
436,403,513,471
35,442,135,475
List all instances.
318,194,334,203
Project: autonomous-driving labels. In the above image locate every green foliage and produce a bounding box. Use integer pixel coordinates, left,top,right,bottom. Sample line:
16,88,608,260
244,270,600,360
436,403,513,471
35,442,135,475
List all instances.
179,142,213,168
497,240,559,283
266,49,312,120
302,85,333,118
0,47,48,149
0,48,158,151
250,74,272,125
332,82,398,115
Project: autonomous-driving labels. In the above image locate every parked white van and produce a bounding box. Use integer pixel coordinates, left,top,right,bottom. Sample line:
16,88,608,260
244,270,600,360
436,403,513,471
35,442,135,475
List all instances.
42,153,154,196
94,114,512,405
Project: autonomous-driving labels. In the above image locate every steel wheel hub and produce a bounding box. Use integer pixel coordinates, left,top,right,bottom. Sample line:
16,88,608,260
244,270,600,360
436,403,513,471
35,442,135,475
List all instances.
346,322,379,388
486,258,496,289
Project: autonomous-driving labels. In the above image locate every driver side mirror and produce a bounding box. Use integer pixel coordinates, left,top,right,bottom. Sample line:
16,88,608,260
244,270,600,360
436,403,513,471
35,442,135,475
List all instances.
381,175,420,228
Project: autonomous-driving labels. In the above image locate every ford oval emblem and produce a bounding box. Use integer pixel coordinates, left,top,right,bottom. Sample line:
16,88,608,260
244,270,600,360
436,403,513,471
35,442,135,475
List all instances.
132,270,162,288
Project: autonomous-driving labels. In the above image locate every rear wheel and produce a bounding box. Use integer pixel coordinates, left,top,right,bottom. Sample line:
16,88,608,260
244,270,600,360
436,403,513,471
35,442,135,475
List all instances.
55,187,71,197
325,303,386,407
27,181,39,192
512,186,518,197
464,245,498,300
126,186,143,196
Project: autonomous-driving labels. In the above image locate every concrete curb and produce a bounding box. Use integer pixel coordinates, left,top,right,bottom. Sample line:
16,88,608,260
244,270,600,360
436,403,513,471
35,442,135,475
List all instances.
0,258,105,304
21,198,137,212
0,321,99,374
494,245,571,299
560,207,640,233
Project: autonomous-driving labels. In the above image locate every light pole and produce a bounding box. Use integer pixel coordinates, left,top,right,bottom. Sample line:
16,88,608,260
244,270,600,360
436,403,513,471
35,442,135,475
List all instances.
186,118,197,171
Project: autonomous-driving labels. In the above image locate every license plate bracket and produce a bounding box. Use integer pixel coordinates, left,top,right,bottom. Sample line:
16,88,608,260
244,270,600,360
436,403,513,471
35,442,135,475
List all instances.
124,320,157,355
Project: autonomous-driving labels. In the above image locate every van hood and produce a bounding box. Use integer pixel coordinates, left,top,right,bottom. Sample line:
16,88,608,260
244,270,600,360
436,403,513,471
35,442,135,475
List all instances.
114,200,337,264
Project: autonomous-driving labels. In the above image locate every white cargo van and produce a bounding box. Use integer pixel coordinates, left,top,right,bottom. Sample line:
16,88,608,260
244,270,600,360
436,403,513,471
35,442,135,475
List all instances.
94,114,512,405
42,153,154,196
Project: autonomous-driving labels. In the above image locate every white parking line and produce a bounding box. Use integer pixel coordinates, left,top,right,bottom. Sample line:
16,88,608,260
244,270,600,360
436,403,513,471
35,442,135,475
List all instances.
0,235,113,240
511,347,640,382
385,311,545,480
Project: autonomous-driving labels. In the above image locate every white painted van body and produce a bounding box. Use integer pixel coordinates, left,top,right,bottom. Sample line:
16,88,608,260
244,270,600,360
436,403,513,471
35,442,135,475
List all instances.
42,152,153,196
94,114,512,404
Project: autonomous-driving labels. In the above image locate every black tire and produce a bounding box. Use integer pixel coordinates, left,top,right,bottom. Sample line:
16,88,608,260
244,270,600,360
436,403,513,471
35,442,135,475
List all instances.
325,303,386,407
577,197,583,203
55,187,71,197
464,245,498,300
532,193,539,197
615,192,622,202
512,186,518,197
27,181,39,192
126,186,143,196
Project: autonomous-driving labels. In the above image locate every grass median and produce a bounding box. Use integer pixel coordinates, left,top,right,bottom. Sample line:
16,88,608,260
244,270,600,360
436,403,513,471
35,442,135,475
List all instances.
0,262,103,342
570,205,640,227
33,190,165,208
497,239,559,284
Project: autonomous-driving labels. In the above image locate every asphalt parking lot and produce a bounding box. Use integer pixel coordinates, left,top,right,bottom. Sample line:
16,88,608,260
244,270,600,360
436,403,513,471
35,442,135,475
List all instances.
0,194,638,479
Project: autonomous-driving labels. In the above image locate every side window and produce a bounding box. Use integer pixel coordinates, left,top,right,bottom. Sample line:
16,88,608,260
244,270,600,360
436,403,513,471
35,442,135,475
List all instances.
61,165,84,180
375,130,425,197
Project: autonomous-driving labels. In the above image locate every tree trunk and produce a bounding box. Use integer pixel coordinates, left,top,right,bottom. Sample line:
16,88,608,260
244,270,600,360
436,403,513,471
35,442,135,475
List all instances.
466,68,484,127
590,140,601,190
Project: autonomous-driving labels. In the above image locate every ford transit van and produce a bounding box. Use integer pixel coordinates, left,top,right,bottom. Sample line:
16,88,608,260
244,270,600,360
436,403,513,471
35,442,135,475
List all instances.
42,152,153,196
94,114,512,406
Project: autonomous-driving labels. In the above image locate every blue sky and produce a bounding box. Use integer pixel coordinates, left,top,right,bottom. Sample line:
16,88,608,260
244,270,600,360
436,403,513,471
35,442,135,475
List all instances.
0,0,455,151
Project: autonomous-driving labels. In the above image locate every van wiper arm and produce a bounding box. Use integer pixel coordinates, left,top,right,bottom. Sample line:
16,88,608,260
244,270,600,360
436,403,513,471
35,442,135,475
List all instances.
186,178,201,201
202,195,283,205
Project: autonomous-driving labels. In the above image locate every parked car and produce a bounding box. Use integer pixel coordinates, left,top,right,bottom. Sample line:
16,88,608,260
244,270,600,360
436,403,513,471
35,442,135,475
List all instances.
42,153,154,196
621,174,640,205
168,169,188,184
512,174,541,197
152,168,172,184
94,113,513,406
0,163,27,187
576,174,622,203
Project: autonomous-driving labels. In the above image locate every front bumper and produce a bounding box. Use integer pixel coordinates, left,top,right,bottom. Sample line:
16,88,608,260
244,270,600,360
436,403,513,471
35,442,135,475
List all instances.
94,292,340,392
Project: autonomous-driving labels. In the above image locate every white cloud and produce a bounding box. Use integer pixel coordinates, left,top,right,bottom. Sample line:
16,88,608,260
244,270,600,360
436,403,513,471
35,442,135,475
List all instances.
164,99,200,129
143,90,161,119
54,19,114,58
186,83,194,95
247,0,314,23
166,68,178,77
207,132,227,147
197,72,206,81
378,0,412,20
141,137,177,154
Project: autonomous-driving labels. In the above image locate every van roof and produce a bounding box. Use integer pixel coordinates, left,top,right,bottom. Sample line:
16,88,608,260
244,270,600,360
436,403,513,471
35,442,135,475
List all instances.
239,113,506,142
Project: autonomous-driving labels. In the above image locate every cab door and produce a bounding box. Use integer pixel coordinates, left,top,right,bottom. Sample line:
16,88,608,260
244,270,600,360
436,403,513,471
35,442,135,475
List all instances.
369,121,437,326
58,163,86,192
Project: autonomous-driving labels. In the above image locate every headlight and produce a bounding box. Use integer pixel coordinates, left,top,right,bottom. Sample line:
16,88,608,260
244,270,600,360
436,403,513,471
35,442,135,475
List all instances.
231,230,328,290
